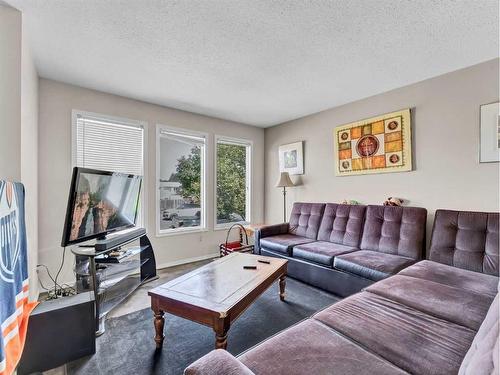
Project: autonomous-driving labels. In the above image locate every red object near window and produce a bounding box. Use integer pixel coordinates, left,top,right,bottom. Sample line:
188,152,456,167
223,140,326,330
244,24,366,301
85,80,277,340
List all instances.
219,224,254,257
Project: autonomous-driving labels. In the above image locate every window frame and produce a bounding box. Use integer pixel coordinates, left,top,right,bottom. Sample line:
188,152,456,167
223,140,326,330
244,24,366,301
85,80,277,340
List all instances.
214,135,252,230
71,109,148,229
156,124,208,237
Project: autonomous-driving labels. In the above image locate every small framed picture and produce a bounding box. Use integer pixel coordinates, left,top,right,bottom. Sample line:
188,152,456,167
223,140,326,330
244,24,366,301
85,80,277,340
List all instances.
479,102,500,163
279,141,304,175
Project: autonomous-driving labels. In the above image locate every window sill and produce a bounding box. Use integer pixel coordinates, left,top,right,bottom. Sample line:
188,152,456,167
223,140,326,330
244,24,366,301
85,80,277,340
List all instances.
214,222,250,231
156,227,209,238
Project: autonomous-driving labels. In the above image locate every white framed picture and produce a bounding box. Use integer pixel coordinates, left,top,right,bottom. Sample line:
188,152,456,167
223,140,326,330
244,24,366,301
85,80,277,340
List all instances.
479,102,500,163
279,141,304,175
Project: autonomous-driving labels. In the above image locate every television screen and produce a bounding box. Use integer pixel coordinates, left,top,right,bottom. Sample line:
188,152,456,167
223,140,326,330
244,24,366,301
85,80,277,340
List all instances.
61,167,142,246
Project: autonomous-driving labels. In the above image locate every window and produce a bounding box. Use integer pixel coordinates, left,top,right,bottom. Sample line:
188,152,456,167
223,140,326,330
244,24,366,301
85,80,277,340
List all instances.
215,136,251,227
157,125,206,234
72,110,146,225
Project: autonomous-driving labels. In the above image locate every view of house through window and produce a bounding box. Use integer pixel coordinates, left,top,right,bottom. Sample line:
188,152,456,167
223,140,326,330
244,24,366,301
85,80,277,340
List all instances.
216,138,251,226
158,129,205,232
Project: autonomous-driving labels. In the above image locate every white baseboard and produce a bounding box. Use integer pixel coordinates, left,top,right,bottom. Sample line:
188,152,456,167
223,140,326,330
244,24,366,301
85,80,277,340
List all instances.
156,252,219,270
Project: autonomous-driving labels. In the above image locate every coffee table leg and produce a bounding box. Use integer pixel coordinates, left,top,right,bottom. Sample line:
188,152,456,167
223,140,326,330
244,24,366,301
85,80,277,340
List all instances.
279,274,286,301
153,309,165,349
214,317,230,350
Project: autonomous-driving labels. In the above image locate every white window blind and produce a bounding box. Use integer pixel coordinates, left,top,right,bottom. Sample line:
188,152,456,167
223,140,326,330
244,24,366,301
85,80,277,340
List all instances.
75,114,144,175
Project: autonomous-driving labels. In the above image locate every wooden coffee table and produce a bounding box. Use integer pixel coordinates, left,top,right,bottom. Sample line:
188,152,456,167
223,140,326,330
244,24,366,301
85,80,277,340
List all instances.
148,253,288,350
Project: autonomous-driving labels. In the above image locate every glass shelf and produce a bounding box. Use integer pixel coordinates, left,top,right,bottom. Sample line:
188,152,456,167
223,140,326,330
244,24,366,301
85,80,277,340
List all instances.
94,246,148,264
97,258,149,292
98,275,142,318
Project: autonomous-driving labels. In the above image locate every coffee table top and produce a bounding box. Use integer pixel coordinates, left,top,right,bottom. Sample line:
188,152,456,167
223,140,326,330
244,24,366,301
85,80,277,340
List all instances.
149,253,287,318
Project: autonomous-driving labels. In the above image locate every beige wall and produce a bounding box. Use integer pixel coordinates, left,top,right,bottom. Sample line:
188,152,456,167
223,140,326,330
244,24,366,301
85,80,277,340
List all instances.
38,79,265,285
0,5,39,299
265,59,500,248
21,16,39,299
0,5,22,181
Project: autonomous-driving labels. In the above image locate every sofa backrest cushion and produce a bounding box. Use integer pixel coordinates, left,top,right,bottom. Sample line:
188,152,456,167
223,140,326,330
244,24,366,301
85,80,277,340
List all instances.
459,293,499,375
429,210,499,276
360,205,427,259
317,204,366,247
288,203,326,240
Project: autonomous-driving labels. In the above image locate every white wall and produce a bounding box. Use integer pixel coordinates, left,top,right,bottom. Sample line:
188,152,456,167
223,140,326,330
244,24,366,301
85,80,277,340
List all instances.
0,5,22,181
265,59,500,251
0,4,39,300
38,79,265,285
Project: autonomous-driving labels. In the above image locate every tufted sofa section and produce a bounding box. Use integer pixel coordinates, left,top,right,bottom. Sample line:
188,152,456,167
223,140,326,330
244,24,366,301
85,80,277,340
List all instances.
288,202,325,239
258,203,325,256
429,209,499,276
316,203,366,246
359,205,427,258
333,205,427,281
292,204,365,267
257,202,427,294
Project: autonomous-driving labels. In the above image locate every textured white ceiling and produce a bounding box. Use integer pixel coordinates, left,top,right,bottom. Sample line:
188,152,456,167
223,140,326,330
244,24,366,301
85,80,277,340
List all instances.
8,0,499,127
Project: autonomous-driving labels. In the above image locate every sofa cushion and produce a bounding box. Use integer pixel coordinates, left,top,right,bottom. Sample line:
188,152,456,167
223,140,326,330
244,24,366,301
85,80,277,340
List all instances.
314,292,476,375
184,349,255,375
366,274,493,330
316,203,366,246
429,210,499,276
459,294,499,375
360,205,427,260
288,202,325,240
239,319,408,375
292,241,358,267
259,234,314,255
399,260,499,298
334,250,416,281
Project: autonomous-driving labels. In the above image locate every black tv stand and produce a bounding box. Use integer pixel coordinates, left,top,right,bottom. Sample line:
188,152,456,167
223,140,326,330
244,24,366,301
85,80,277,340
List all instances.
71,229,157,335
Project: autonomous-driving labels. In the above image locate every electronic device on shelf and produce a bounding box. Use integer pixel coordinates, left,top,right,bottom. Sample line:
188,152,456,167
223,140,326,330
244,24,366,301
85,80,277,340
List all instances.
61,167,142,247
95,245,143,263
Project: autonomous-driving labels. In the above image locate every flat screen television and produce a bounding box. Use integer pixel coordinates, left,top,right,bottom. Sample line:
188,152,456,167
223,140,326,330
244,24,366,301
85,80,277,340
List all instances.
61,167,142,247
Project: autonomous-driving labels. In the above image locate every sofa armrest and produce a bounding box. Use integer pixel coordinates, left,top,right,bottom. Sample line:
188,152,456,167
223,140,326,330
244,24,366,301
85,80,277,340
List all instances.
254,223,289,254
184,350,255,375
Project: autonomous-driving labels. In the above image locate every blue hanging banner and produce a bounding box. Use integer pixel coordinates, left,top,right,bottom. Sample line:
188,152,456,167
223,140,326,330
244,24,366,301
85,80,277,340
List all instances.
0,181,37,375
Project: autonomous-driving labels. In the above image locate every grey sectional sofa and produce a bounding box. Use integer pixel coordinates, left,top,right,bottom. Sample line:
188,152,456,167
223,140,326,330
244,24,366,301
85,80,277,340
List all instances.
255,202,427,296
185,209,499,375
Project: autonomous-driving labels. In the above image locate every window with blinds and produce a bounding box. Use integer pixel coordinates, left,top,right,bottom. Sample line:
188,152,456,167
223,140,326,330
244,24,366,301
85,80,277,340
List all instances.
74,113,144,175
73,111,145,225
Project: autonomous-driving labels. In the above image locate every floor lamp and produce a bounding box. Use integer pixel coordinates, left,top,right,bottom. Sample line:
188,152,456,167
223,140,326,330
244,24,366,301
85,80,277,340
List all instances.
276,172,294,222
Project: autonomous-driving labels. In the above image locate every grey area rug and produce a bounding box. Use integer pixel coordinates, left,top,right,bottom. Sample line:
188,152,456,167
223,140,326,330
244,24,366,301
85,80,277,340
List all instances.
67,278,339,375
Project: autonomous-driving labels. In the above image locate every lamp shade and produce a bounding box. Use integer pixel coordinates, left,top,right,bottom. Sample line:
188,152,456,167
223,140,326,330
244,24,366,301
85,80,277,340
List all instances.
275,172,294,188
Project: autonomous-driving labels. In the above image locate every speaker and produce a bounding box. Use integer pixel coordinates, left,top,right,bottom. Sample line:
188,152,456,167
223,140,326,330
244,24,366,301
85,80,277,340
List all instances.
17,292,96,374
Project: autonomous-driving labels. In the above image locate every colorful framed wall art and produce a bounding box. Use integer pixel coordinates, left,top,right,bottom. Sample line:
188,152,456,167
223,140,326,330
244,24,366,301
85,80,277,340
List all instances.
334,109,412,176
